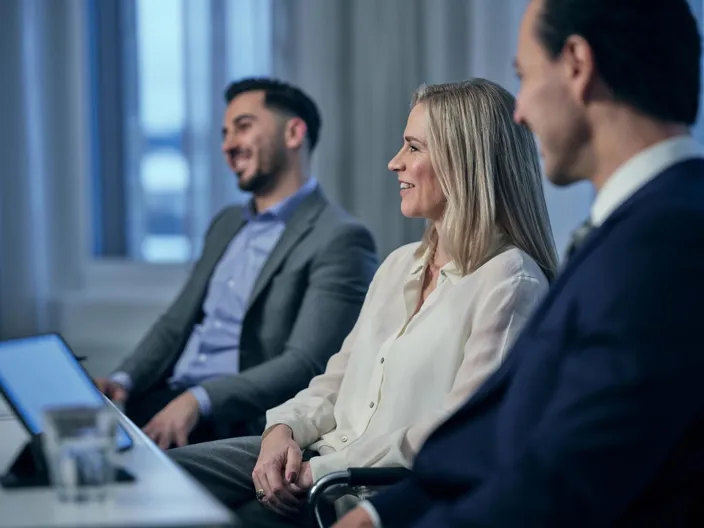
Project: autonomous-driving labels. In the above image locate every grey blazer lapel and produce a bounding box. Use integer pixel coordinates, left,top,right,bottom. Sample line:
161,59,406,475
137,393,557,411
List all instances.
246,189,326,312
206,210,247,273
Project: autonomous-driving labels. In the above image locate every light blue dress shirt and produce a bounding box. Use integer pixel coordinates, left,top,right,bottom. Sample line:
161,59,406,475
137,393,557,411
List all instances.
111,178,318,416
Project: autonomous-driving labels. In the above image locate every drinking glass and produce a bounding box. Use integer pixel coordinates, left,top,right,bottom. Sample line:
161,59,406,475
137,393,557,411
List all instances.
42,405,117,502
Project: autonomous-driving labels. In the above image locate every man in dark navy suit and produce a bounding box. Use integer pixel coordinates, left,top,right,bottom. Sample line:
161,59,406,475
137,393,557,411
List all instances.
336,0,704,526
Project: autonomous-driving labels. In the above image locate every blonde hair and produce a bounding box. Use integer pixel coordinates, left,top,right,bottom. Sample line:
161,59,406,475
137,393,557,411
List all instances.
413,79,558,281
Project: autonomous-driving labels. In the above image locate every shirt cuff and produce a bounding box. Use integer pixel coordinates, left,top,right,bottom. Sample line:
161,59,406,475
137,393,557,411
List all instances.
264,415,314,448
109,371,133,393
358,501,383,528
308,450,349,482
188,386,212,416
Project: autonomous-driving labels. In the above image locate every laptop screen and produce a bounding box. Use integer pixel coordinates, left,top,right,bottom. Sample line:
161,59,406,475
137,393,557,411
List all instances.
0,334,133,450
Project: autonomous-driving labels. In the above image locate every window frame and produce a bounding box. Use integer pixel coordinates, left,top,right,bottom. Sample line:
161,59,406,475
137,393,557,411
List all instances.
87,0,267,266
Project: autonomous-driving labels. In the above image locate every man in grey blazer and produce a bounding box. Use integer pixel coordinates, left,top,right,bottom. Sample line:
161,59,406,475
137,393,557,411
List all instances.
95,78,378,449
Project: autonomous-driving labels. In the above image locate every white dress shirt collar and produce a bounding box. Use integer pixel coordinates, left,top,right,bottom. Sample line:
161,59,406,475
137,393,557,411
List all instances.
409,230,510,284
408,246,460,283
591,135,704,226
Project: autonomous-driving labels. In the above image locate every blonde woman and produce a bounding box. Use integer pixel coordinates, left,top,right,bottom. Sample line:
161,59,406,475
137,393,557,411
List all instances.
169,79,558,527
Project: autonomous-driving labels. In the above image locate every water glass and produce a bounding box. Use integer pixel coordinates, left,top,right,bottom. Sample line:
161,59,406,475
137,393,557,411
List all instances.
42,405,117,502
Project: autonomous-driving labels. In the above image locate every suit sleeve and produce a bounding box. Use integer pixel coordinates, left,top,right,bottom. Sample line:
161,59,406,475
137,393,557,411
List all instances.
369,478,435,528
200,222,378,425
408,216,704,528
114,208,232,392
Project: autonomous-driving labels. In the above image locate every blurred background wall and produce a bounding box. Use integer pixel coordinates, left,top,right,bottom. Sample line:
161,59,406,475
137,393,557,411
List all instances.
0,0,701,376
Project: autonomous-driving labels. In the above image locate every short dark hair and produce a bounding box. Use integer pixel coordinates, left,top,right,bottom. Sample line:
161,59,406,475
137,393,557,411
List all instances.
536,0,701,125
224,77,322,151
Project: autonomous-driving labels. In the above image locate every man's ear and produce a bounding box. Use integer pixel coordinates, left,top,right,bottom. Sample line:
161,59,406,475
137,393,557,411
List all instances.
561,34,597,104
284,116,308,150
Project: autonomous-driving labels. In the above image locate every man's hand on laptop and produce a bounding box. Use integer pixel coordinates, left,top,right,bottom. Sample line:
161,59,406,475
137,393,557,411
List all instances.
95,377,128,404
143,392,200,450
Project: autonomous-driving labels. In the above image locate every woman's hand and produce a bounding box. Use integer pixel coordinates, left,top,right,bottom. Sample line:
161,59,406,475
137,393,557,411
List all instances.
252,425,305,516
288,461,314,494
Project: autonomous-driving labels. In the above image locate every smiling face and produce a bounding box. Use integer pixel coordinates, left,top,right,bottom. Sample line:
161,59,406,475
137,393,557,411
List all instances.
388,103,446,221
513,0,591,186
221,90,288,193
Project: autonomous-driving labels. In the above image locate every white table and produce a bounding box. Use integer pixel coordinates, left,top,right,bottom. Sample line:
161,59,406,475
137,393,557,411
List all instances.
0,397,238,528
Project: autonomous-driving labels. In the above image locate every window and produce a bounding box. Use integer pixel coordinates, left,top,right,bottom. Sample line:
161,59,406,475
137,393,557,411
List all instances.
88,0,273,263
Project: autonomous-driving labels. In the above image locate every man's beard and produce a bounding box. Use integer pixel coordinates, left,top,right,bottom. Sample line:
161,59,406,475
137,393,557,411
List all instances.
237,139,287,194
238,168,276,194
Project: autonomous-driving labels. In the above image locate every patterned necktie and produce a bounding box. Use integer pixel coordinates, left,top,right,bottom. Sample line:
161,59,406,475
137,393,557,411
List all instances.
564,218,594,261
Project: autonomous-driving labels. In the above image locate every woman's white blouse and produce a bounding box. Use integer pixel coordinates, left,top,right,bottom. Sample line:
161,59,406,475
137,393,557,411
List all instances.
265,242,549,481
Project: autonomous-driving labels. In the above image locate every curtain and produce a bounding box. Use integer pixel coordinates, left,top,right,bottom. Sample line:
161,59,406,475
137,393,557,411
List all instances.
8,0,692,340
0,0,88,338
272,0,595,258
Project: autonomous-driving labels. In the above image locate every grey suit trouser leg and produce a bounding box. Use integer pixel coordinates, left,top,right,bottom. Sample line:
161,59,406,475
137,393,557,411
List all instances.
169,436,308,528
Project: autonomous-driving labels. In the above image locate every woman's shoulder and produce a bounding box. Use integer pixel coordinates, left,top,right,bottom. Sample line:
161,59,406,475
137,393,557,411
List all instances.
361,242,423,301
474,247,549,288
378,242,423,271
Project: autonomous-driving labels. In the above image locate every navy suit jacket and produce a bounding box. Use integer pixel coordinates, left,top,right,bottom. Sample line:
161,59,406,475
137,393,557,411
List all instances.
370,159,704,527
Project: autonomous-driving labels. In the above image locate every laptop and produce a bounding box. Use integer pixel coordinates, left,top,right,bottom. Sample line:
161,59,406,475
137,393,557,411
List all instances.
0,333,133,451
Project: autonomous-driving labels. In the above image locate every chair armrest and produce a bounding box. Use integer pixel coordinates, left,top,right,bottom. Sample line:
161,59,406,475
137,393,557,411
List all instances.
308,471,351,528
308,468,412,528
